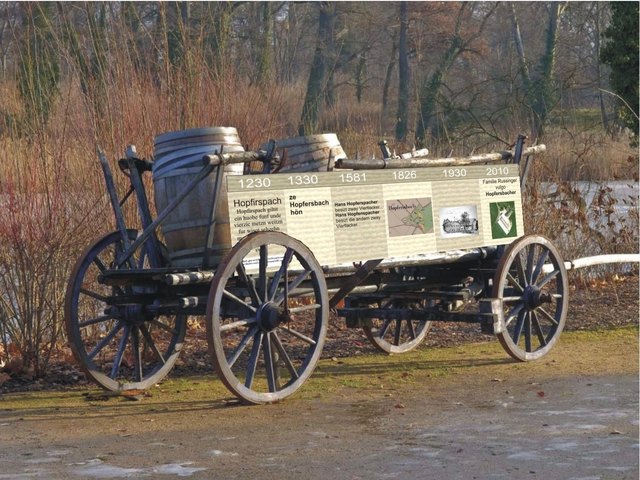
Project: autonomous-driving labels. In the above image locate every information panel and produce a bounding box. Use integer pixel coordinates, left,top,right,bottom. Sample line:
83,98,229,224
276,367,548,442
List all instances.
225,165,523,266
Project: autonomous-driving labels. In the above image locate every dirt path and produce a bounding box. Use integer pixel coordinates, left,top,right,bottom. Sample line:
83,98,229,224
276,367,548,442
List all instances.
0,328,637,479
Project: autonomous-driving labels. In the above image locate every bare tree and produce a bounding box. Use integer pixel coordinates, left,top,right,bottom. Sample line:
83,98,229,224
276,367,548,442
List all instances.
415,2,497,147
510,1,568,139
395,1,410,141
298,1,335,135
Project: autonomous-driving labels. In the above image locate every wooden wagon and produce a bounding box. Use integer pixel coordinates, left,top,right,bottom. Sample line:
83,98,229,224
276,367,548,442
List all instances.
65,131,567,404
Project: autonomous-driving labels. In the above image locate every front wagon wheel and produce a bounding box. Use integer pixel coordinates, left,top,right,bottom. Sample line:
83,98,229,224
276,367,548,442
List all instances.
206,232,328,404
493,235,568,361
65,230,186,391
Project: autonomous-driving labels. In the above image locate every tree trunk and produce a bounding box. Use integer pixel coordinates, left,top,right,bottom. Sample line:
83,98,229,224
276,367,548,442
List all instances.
299,2,334,136
532,2,563,138
255,2,273,85
355,52,367,103
509,2,565,139
395,1,410,142
17,2,60,134
593,4,610,132
414,43,459,147
382,32,398,111
206,2,233,78
281,1,298,84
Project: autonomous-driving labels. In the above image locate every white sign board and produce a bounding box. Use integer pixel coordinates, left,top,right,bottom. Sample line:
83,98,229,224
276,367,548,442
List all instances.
226,165,523,266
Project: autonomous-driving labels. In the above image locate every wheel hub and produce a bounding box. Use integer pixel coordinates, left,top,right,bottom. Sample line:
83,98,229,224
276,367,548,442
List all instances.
523,286,552,309
257,302,284,332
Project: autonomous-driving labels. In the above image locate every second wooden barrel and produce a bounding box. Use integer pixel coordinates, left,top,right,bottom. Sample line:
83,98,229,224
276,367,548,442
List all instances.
152,127,244,267
265,133,347,172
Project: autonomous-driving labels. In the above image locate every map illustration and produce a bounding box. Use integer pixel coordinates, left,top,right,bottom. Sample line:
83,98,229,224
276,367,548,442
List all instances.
386,198,434,237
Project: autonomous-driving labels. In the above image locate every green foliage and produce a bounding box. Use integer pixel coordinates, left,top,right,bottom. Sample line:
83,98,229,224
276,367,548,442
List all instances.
601,2,639,140
17,3,60,133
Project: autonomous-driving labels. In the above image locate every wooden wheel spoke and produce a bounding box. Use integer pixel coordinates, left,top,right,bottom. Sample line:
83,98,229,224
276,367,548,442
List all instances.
222,289,258,313
110,325,130,379
148,318,178,335
515,253,528,286
79,314,118,329
80,288,108,302
88,321,123,360
236,262,261,307
537,269,560,288
506,273,524,294
288,304,320,314
530,311,547,347
407,320,417,340
227,325,259,368
531,249,549,285
536,306,559,326
259,244,268,301
131,327,143,381
268,248,294,301
262,333,277,392
93,256,108,273
274,269,311,305
511,310,526,344
505,303,525,327
525,244,537,285
393,320,402,346
378,318,393,338
244,331,264,389
139,324,166,365
272,332,299,380
503,295,524,303
220,317,257,332
524,311,532,352
280,325,317,345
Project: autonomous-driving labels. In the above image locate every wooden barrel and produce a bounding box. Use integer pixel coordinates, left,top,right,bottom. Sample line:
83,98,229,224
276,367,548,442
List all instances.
265,134,347,173
152,127,244,267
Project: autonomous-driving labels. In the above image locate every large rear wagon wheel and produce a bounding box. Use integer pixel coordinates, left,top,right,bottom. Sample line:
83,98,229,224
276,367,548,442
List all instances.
207,232,328,404
65,231,186,391
493,235,568,361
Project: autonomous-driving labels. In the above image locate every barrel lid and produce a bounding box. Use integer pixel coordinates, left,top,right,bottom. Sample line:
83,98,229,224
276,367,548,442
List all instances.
154,127,239,146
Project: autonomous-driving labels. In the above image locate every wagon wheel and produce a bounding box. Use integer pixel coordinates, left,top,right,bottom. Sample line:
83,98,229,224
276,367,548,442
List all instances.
207,231,328,404
65,230,186,391
362,298,431,354
492,235,568,361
